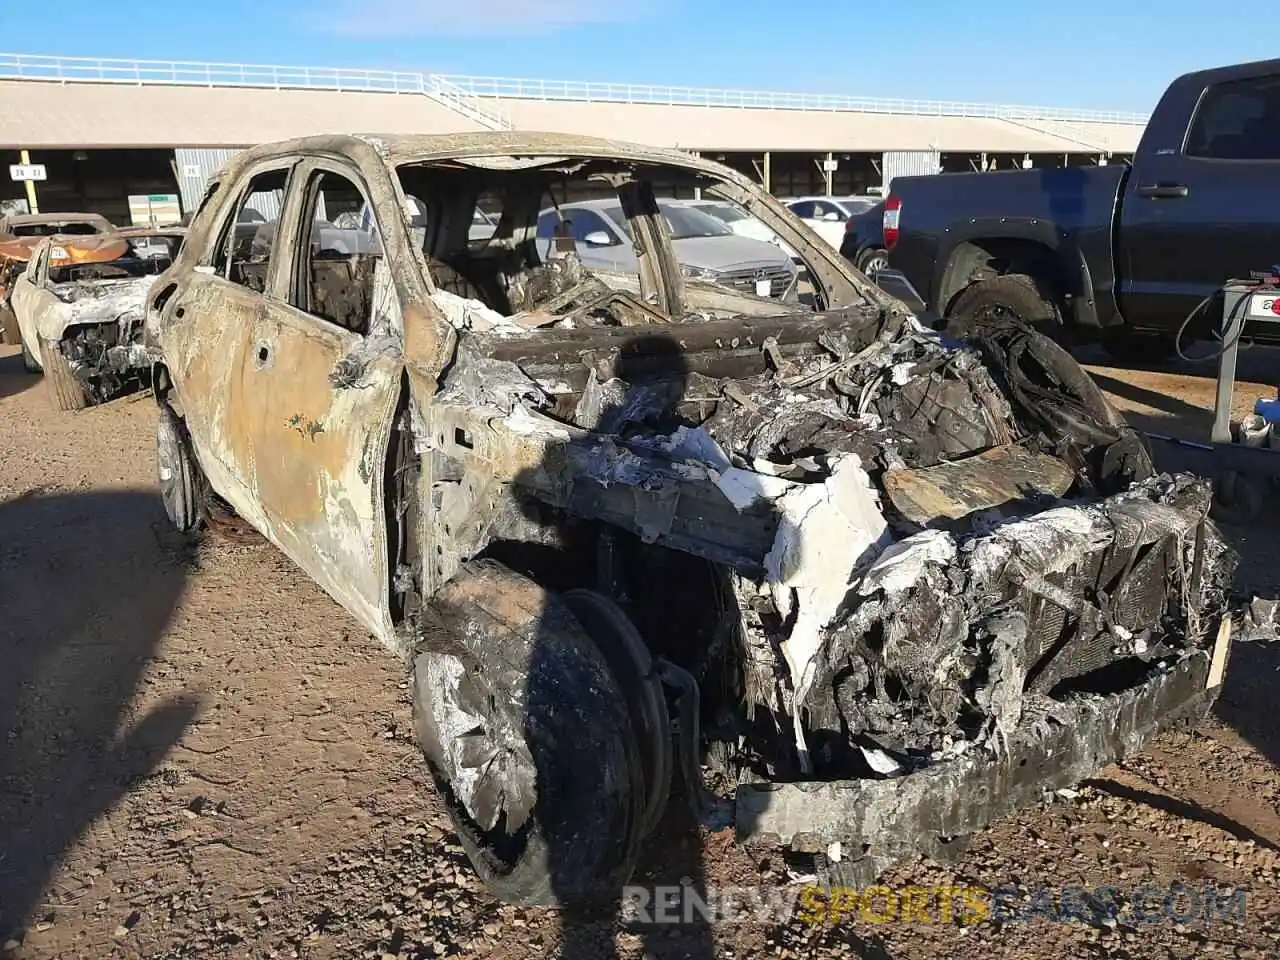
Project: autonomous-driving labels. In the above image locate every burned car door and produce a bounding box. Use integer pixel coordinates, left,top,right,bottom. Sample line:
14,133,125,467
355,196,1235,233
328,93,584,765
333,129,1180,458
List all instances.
158,163,296,521
238,160,404,638
10,244,49,366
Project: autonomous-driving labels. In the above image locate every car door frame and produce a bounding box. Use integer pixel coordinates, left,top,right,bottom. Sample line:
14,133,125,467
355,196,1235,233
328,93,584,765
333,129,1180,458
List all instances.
11,243,52,366
237,153,408,642
159,154,304,525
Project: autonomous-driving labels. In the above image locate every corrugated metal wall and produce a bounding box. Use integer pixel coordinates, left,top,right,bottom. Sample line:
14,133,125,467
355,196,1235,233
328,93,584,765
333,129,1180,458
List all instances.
174,147,244,215
881,149,941,191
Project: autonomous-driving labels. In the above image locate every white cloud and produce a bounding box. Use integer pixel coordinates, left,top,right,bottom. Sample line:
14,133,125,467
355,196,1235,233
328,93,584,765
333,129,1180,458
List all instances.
320,0,661,36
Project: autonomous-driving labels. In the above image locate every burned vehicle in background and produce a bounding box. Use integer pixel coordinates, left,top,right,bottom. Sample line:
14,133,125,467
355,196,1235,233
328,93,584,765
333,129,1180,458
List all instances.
146,133,1236,906
0,212,115,359
12,228,184,409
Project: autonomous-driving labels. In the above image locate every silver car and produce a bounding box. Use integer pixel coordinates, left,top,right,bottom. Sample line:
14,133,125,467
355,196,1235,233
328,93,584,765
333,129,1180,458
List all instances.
536,198,798,299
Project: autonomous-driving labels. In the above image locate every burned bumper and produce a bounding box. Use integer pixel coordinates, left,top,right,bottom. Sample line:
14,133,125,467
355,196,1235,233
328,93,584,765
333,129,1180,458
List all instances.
735,641,1228,885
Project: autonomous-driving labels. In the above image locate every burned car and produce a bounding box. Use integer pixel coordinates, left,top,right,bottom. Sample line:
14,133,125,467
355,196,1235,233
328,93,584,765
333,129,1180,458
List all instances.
12,228,183,409
146,133,1235,906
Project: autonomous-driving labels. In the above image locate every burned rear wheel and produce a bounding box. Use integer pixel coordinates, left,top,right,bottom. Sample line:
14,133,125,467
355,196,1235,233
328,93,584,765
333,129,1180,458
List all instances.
156,402,206,533
413,561,648,908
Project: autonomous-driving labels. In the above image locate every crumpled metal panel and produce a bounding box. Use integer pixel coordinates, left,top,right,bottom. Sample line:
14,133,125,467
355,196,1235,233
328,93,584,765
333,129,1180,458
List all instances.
735,648,1221,885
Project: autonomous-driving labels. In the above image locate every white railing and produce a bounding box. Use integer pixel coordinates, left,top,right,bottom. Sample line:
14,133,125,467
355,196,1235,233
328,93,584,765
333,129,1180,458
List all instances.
440,75,1150,125
0,53,1149,126
0,52,427,93
425,75,511,130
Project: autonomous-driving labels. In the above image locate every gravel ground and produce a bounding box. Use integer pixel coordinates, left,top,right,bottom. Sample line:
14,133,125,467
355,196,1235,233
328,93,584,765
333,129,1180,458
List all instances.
0,342,1276,960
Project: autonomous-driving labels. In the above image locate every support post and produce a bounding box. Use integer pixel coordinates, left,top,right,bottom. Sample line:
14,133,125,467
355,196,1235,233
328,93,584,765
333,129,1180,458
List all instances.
762,151,771,193
825,152,834,196
19,149,38,214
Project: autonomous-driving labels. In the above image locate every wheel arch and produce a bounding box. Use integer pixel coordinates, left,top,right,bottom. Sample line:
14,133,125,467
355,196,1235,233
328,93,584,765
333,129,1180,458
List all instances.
937,234,1072,316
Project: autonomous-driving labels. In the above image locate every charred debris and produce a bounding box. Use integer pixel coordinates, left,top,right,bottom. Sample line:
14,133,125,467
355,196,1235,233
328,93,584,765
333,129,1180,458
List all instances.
54,277,154,402
395,156,1235,808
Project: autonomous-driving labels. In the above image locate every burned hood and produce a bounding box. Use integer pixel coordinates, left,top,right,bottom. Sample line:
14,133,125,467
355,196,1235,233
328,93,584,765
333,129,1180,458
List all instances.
38,275,156,342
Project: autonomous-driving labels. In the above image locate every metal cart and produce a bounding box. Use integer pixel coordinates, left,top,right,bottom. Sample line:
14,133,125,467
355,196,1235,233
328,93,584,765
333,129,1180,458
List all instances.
1143,274,1280,523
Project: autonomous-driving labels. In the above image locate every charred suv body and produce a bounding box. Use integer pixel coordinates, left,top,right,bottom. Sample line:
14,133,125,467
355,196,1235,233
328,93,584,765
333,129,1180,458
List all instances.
145,133,1236,905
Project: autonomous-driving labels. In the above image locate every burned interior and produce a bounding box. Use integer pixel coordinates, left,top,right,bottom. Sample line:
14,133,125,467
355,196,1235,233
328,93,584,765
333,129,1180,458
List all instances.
378,146,1237,898
150,135,1238,908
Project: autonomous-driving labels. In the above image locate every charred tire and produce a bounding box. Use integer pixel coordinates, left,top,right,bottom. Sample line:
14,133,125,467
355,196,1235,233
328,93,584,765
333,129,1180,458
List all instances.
561,589,672,839
19,335,40,373
1100,329,1178,364
156,402,206,533
948,274,1066,342
414,561,647,908
39,337,90,411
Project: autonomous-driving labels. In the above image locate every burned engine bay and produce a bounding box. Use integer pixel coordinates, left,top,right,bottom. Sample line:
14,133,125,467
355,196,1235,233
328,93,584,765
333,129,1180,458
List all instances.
398,154,1236,882
38,232,181,405
51,277,155,401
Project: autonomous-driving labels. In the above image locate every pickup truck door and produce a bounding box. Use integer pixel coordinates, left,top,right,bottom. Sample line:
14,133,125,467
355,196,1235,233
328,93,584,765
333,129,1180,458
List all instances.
1118,72,1280,334
240,160,403,641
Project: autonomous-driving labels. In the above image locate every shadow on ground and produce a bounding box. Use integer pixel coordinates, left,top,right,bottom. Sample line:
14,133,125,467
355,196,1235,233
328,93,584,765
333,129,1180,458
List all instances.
1086,371,1215,440
1212,640,1280,774
0,490,197,942
0,348,39,402
1075,342,1280,385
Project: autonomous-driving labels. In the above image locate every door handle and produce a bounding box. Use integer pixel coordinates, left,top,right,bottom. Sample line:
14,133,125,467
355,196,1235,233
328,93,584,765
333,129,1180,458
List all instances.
1136,183,1189,199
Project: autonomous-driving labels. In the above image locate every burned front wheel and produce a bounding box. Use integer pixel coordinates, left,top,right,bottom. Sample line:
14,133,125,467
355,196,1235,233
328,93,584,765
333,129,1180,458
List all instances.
156,402,206,533
413,561,649,908
38,337,90,411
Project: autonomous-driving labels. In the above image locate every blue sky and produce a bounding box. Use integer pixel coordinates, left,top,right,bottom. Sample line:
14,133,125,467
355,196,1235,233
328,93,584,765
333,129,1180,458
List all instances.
2,0,1276,112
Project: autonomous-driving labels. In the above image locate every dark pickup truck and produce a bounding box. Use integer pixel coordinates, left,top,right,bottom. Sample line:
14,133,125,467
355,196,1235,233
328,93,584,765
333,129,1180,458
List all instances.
884,58,1280,358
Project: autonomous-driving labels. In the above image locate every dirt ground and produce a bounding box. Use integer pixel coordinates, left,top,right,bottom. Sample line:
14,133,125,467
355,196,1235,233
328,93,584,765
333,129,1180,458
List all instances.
0,342,1277,960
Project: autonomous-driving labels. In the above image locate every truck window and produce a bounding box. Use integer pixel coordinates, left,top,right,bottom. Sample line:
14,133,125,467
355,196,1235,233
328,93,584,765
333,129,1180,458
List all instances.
1186,74,1280,160
292,169,383,335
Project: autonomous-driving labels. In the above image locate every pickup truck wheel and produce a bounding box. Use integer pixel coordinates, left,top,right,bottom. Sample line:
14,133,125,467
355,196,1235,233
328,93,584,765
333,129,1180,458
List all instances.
39,337,90,411
948,274,1065,341
156,402,206,533
1100,330,1178,364
19,336,41,373
414,562,647,908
